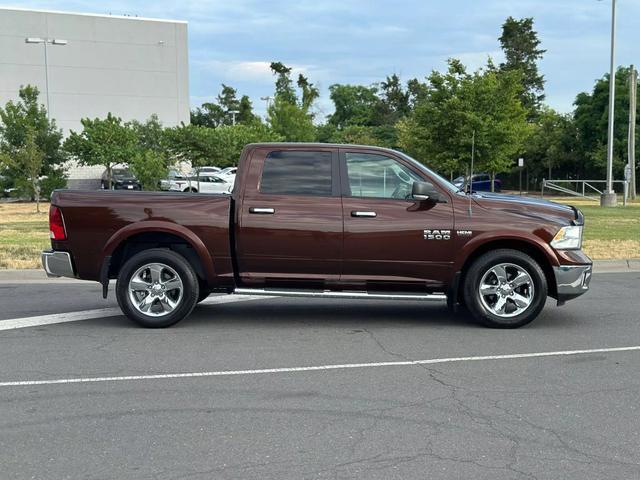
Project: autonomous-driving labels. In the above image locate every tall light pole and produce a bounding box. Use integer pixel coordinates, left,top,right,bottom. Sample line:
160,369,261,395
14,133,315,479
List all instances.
25,37,68,121
601,0,618,207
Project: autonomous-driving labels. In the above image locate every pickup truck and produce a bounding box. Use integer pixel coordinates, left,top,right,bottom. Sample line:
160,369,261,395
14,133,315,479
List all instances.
42,143,592,329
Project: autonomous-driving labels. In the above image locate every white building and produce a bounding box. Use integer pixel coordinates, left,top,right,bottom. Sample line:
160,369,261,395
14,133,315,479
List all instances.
0,7,190,188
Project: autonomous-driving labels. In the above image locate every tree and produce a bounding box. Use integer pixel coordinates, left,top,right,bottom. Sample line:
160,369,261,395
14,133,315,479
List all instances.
129,114,165,152
375,74,411,125
327,84,379,128
191,84,258,127
267,62,317,141
399,59,528,189
573,66,639,181
164,123,283,171
523,107,577,180
0,85,66,199
0,127,45,211
499,17,546,115
129,149,169,191
63,113,138,189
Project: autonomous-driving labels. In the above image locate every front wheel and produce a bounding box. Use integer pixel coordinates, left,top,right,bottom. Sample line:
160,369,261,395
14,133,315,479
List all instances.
116,248,199,328
462,249,547,328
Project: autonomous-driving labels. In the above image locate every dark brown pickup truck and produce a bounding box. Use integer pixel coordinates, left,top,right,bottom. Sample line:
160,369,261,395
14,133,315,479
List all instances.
42,143,592,328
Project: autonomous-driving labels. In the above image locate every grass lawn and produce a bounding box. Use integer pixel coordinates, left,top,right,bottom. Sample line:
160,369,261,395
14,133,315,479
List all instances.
0,197,638,269
0,202,50,269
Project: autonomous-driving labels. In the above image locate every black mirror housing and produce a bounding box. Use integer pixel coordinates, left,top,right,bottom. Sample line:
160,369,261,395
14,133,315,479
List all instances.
412,181,442,202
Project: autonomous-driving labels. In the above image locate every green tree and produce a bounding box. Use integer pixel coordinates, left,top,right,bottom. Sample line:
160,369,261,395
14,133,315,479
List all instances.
129,114,165,152
191,84,258,127
327,84,379,128
63,113,138,189
267,62,317,141
573,66,639,182
399,59,528,189
523,107,577,180
499,16,546,115
165,123,283,172
375,74,411,125
129,149,169,191
0,85,67,199
0,127,45,211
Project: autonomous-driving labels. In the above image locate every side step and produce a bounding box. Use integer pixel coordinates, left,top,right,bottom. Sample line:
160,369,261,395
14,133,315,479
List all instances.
234,288,447,302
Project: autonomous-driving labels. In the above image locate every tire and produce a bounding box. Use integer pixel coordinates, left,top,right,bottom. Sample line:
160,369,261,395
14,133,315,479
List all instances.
462,249,547,328
116,248,200,328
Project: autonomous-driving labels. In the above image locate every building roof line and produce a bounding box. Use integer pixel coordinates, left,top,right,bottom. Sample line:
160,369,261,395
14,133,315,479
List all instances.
0,6,188,24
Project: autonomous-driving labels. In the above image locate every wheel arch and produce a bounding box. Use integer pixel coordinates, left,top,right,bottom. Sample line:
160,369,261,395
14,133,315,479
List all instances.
457,238,557,302
103,222,216,287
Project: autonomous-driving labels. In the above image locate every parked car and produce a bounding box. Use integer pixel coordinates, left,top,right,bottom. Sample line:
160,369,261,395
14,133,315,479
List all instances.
218,166,237,178
159,169,187,191
101,168,141,190
43,143,592,329
191,166,221,176
453,174,501,192
168,174,233,194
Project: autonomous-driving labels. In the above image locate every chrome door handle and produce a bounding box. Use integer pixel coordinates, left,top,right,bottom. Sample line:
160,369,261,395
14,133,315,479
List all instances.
351,211,377,218
249,207,275,214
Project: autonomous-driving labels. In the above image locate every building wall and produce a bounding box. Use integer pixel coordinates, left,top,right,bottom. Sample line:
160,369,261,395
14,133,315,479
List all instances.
0,7,189,188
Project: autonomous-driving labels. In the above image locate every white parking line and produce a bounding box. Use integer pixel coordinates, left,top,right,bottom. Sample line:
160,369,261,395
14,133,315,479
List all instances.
1,345,639,388
0,294,271,331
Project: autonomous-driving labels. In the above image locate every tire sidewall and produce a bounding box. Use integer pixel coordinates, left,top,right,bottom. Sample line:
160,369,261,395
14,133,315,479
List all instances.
464,250,547,328
116,249,199,328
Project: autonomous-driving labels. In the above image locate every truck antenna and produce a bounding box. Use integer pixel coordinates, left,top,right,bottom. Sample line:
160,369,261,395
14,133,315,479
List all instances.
468,130,475,217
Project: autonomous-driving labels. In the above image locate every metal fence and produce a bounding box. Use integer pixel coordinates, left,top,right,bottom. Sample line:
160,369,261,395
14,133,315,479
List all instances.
541,179,631,204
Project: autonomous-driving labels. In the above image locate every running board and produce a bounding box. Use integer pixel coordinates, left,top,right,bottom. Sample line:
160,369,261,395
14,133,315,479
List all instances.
234,288,447,302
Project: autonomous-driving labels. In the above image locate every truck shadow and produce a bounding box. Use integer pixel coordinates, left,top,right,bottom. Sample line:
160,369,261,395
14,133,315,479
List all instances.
186,300,482,329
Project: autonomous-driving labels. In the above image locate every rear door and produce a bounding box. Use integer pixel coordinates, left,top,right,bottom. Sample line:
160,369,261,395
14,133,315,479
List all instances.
340,149,454,290
235,146,342,287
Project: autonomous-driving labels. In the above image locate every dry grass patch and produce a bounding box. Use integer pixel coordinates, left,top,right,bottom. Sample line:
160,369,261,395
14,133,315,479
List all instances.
583,240,640,260
0,203,50,269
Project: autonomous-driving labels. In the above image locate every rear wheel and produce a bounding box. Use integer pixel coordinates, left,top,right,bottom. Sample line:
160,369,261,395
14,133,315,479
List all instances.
462,249,547,328
116,248,199,328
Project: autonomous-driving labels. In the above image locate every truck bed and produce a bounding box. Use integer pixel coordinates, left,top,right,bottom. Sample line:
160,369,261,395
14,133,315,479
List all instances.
51,190,233,285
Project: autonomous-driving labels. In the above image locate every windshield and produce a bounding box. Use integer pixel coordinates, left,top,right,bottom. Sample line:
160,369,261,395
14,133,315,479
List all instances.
396,152,461,193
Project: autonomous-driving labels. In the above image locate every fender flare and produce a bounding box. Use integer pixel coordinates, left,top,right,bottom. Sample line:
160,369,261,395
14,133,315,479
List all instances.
453,232,559,273
103,221,217,285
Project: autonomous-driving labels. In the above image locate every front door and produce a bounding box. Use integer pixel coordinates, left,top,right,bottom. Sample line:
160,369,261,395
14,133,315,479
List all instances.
340,149,454,290
236,147,343,288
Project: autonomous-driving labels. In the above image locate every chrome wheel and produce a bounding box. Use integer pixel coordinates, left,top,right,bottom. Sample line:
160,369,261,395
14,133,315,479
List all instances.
478,263,534,318
128,263,184,317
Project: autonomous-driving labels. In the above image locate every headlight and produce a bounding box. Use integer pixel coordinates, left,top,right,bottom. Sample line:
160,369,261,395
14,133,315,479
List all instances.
550,225,583,250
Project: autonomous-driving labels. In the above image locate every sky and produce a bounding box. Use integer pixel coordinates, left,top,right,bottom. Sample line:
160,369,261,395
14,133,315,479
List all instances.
5,0,640,120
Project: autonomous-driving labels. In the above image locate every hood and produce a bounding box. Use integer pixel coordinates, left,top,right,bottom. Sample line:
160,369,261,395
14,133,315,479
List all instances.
470,192,579,225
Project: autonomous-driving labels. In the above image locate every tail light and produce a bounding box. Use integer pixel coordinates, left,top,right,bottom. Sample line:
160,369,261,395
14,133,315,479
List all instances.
49,205,67,240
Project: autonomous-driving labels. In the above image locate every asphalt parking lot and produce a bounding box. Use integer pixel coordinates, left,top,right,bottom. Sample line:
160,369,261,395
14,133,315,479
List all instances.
1,272,640,479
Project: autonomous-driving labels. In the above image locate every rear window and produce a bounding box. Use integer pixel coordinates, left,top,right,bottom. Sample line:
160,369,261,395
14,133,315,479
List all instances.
260,150,332,196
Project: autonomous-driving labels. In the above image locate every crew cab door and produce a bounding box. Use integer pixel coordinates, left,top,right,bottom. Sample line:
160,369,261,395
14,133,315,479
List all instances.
340,149,454,290
235,146,342,287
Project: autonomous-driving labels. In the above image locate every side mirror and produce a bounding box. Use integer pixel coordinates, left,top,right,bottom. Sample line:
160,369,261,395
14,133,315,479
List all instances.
412,181,442,202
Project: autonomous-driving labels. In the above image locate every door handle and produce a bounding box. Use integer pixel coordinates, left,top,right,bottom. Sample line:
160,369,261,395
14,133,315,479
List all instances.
351,211,377,218
249,207,275,214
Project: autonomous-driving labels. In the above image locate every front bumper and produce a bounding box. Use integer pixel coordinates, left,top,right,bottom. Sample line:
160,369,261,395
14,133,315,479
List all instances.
553,264,592,303
41,250,76,278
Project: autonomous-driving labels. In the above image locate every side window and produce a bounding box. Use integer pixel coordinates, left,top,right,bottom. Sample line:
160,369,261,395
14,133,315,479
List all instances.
345,152,422,199
260,150,333,196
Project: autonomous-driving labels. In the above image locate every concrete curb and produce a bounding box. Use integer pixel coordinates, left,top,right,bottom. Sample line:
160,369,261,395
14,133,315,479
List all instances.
1,260,639,283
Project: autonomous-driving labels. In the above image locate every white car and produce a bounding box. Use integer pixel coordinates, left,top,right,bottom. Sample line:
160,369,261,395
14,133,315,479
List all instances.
169,174,232,194
191,166,221,176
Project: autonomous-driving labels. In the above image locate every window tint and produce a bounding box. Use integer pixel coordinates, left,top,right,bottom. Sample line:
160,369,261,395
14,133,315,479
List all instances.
345,152,422,199
260,151,333,196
